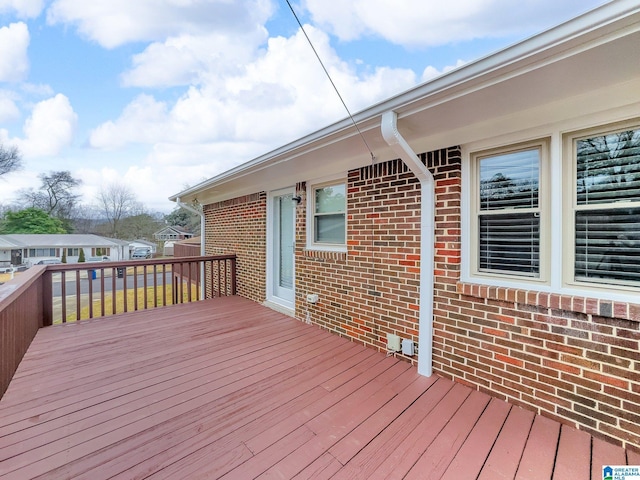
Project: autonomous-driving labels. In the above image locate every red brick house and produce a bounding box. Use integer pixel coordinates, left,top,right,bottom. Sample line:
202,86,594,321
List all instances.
171,2,640,449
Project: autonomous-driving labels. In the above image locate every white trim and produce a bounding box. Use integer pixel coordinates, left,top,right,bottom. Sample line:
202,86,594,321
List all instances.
262,300,295,317
461,112,640,304
266,187,296,310
306,179,347,252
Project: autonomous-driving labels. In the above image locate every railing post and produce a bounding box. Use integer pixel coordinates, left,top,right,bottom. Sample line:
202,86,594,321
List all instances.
42,270,53,327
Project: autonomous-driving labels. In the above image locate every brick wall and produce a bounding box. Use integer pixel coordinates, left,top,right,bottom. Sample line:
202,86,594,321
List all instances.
294,150,456,364
203,192,266,302
202,147,640,450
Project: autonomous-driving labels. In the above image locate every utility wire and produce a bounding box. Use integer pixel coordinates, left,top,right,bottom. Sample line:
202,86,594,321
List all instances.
285,0,376,164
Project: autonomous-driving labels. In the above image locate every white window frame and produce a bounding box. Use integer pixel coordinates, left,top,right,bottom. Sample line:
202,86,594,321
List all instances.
563,119,640,294
306,179,347,252
469,139,550,284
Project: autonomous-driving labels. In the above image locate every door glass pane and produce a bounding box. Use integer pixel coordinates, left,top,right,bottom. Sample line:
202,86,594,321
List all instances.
279,195,294,289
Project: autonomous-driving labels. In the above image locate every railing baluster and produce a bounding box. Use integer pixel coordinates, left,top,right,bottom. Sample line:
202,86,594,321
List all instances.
61,271,67,323
123,268,128,313
88,268,94,319
100,268,105,318
112,267,117,315
187,261,192,303
133,266,138,311
162,264,167,307
153,264,158,308
179,262,184,303
75,270,81,321
143,265,148,309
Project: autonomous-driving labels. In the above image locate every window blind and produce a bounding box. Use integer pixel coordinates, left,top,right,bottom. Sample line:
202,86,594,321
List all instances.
575,128,640,286
478,148,540,276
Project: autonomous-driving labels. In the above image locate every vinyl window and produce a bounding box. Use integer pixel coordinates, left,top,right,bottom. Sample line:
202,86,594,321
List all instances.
569,124,640,288
310,181,346,248
472,142,547,279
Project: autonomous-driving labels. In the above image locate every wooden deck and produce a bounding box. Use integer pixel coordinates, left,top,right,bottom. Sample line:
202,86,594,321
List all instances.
0,296,637,479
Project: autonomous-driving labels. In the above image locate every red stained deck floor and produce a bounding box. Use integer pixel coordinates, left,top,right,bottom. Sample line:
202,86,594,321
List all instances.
0,296,636,479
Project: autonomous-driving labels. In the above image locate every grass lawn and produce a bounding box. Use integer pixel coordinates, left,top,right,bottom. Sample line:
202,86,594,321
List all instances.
55,282,199,324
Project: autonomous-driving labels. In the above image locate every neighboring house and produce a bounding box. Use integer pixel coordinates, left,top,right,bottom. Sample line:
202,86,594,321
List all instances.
170,2,640,449
153,226,194,241
0,234,130,266
0,238,15,269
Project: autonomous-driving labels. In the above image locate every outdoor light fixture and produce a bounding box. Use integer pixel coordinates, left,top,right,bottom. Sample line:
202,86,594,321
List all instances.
292,195,302,204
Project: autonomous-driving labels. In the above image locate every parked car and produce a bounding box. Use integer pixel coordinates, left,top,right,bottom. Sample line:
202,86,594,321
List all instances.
131,248,152,259
34,258,62,265
87,256,110,262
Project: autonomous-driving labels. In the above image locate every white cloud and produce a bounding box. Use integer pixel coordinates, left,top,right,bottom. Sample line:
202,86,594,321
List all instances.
0,0,44,18
121,31,264,88
90,25,419,153
46,0,274,49
0,22,30,82
0,90,20,122
16,94,78,157
20,83,55,97
301,0,608,47
89,94,169,149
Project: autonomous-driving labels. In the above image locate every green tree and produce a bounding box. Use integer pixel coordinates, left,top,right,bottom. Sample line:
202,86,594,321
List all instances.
18,171,81,232
118,213,163,240
0,208,66,234
61,249,67,263
78,249,86,263
164,206,201,235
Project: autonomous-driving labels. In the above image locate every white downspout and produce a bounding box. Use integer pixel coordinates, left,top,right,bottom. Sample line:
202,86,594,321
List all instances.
381,111,434,377
176,197,206,299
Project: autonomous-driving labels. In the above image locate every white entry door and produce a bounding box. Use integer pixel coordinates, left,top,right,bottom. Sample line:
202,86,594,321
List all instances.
268,188,295,308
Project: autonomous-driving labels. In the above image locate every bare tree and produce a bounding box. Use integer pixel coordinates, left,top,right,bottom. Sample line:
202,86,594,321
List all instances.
0,144,22,177
96,183,140,238
19,171,81,230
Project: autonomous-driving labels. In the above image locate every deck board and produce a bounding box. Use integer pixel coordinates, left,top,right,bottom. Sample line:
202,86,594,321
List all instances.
0,295,634,479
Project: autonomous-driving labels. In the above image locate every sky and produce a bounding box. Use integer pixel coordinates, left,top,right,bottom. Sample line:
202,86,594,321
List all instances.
0,0,609,214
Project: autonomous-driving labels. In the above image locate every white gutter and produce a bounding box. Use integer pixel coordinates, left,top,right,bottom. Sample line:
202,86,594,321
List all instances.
175,197,206,299
381,111,434,377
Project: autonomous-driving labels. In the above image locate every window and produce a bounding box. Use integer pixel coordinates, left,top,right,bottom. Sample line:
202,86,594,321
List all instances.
309,181,346,248
472,142,547,279
67,248,80,256
28,248,57,257
569,124,640,288
92,248,111,256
